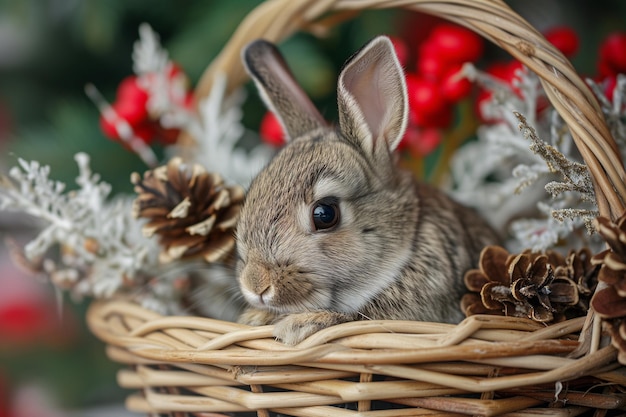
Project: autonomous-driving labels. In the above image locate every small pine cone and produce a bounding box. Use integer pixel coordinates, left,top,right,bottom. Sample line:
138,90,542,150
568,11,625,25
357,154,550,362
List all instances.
462,245,589,323
462,245,512,317
590,214,626,319
508,251,558,322
553,248,598,319
132,157,244,264
589,214,626,364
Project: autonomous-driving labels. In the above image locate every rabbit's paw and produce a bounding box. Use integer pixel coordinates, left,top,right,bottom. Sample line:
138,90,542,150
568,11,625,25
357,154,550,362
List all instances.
238,307,278,326
273,311,351,345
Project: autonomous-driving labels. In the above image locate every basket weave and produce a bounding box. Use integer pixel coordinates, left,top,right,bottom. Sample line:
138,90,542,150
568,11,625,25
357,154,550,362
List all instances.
87,0,626,415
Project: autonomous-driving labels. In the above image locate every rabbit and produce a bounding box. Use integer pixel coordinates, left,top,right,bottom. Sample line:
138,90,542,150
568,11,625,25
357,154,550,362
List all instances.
235,36,500,345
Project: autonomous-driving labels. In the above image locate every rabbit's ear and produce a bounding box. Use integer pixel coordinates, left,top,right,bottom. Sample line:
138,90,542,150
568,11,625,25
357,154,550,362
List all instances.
243,39,326,141
337,36,408,155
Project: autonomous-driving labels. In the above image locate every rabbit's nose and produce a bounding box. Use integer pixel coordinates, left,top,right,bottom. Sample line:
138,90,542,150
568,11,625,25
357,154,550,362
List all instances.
257,285,274,305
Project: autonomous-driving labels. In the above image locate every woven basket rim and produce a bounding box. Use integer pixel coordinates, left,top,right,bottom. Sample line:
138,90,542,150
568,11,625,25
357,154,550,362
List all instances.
89,1,626,415
88,299,626,414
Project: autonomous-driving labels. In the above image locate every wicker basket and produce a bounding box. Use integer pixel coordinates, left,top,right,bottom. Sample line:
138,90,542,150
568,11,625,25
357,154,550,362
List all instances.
86,1,626,415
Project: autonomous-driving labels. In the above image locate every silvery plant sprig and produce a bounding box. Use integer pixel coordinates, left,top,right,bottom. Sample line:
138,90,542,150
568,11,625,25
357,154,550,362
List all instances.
451,63,619,252
0,154,191,314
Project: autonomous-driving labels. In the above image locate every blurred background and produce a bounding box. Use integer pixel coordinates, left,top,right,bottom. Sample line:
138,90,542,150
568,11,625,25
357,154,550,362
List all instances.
0,1,624,415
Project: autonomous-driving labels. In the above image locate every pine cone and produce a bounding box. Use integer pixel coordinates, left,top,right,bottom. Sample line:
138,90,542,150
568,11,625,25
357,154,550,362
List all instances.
132,157,244,264
462,245,597,323
590,214,626,318
553,248,598,319
462,245,511,317
590,214,626,364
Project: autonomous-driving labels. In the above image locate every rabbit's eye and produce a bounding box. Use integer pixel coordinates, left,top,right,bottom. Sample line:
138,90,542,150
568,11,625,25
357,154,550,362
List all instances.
312,198,340,231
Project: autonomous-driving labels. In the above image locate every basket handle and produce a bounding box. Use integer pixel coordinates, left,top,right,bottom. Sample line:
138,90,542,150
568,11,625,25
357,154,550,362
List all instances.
193,0,626,221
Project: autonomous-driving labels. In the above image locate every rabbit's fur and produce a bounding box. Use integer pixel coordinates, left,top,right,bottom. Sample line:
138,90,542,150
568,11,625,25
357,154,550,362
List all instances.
236,36,499,345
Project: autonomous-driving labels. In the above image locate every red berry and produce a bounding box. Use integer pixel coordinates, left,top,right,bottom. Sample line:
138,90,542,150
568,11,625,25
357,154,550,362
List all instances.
413,104,453,128
112,99,148,126
115,76,149,124
415,128,443,156
544,26,579,58
260,111,285,147
486,60,523,84
133,123,157,145
507,60,524,74
401,126,442,157
417,41,451,80
440,66,472,102
407,98,452,129
417,55,447,80
99,112,157,145
598,59,616,78
406,74,448,116
485,61,511,81
600,32,626,74
428,24,484,64
389,36,409,67
117,76,149,106
484,60,524,96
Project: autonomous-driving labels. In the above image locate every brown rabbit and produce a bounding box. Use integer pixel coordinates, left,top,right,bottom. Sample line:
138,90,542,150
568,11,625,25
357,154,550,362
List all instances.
236,36,499,345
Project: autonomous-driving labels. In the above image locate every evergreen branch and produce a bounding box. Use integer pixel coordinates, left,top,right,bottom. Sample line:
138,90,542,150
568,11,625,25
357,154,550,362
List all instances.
514,111,596,206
